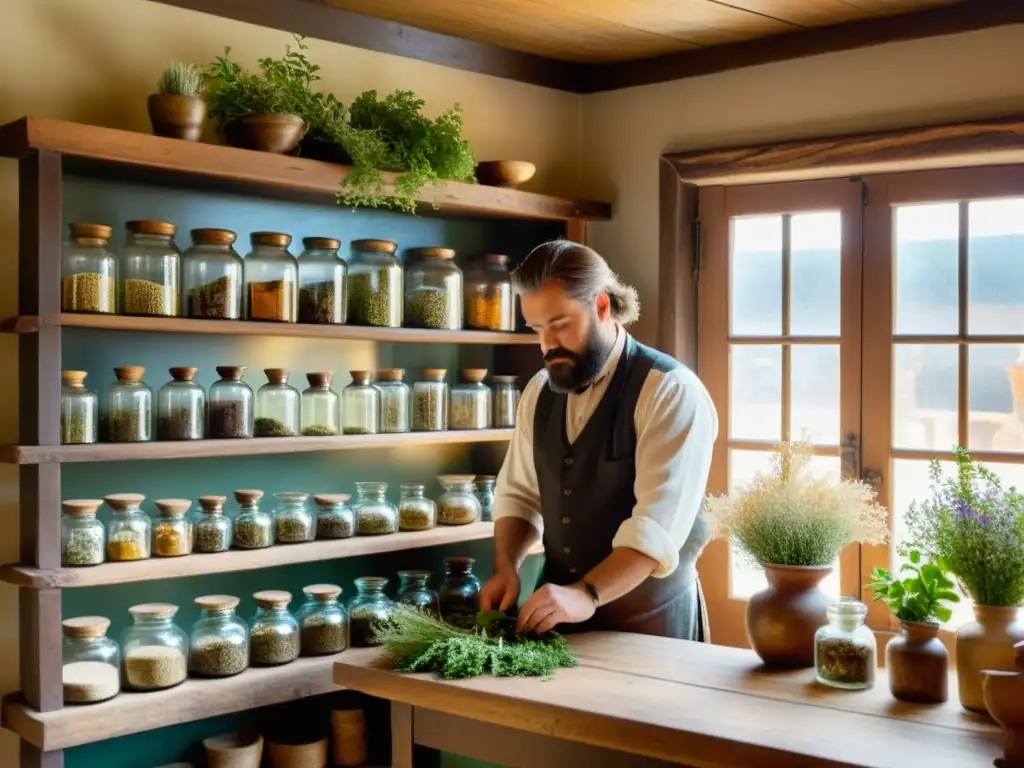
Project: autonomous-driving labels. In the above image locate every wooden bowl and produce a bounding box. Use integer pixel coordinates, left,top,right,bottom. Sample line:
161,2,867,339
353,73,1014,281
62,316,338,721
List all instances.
475,160,536,188
231,113,305,154
203,731,263,768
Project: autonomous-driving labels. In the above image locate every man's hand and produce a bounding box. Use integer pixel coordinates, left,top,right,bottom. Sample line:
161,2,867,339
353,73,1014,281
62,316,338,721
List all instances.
517,583,596,635
479,568,521,613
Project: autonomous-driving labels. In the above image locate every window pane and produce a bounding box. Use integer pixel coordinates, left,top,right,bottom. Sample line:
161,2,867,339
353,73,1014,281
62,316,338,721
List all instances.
731,216,782,336
729,345,781,441
790,212,841,336
892,344,959,451
969,344,1024,453
968,198,1024,335
790,344,840,445
894,203,959,336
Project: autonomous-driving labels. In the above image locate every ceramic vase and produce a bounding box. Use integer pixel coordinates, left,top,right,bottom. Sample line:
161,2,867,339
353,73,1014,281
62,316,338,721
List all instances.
746,564,832,668
886,620,948,703
956,604,1024,713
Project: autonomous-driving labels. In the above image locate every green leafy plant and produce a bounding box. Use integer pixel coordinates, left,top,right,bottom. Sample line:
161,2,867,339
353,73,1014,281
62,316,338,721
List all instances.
157,61,204,98
867,549,960,623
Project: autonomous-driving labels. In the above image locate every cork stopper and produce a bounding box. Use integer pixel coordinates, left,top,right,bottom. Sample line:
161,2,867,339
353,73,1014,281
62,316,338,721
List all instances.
273,491,309,504
129,603,179,621
169,367,198,382
349,370,372,384
461,368,488,384
104,493,145,511
421,368,447,382
490,375,519,385
407,247,455,260
306,371,333,388
474,475,496,483
313,493,351,508
484,253,509,267
70,223,112,245
113,366,145,383
264,368,289,385
303,583,342,600
375,368,405,382
233,489,264,504
216,365,246,381
198,495,227,514
351,239,397,254
195,594,240,612
62,370,88,388
62,616,111,638
303,237,340,250
154,498,192,517
62,499,103,517
254,590,292,608
251,231,292,248
439,474,476,486
127,220,176,237
445,556,476,569
191,228,237,246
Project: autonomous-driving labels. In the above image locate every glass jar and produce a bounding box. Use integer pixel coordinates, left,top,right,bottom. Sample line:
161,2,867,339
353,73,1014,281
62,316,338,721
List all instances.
62,617,120,705
157,366,206,440
255,368,300,437
108,366,153,442
449,369,491,430
274,491,315,544
298,583,348,656
190,595,249,678
62,223,116,314
232,489,272,549
353,481,398,535
342,370,379,435
249,590,300,666
120,220,181,317
182,228,244,319
152,498,193,557
347,576,396,647
815,597,877,690
348,239,402,328
491,375,520,429
398,483,436,532
464,253,515,331
474,476,496,523
104,493,151,561
314,493,355,539
439,557,481,630
194,495,232,553
61,370,98,445
396,570,440,616
121,603,189,691
374,368,411,433
61,499,105,567
413,369,448,431
298,237,347,324
404,247,462,330
437,475,481,526
301,371,339,436
208,365,254,438
244,231,298,323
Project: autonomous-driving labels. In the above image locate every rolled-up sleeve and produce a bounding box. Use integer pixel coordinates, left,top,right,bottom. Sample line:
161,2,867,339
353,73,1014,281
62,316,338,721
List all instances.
611,367,718,578
492,373,545,535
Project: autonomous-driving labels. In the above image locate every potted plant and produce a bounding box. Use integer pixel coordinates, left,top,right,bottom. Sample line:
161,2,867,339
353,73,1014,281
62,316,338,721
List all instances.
904,447,1024,713
147,61,206,141
705,441,889,668
867,549,959,703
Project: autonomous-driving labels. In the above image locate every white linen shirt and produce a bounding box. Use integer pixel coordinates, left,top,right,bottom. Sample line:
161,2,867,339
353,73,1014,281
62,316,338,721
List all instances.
493,327,719,578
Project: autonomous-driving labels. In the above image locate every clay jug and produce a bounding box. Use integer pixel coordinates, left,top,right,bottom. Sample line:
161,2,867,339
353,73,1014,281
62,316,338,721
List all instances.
957,604,1024,713
886,620,948,703
984,640,1024,767
746,564,832,668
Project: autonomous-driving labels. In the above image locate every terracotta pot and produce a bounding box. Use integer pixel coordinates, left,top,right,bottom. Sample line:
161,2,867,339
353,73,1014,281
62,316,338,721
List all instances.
231,114,305,154
203,731,263,768
886,620,948,703
957,604,1024,713
147,93,206,141
267,736,328,768
746,564,832,668
984,641,1024,766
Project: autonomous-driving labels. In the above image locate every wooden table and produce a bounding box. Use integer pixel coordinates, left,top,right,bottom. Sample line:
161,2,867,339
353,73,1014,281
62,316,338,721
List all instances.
332,632,1004,768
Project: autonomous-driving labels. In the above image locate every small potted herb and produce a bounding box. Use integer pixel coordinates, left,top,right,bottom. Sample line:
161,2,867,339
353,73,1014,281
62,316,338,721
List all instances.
148,61,206,141
867,549,959,703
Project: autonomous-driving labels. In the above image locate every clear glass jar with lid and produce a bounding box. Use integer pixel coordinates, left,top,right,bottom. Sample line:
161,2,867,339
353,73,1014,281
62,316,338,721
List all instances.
62,616,120,705
474,476,496,523
815,597,876,690
437,475,481,526
491,375,520,428
249,590,300,666
232,489,272,549
301,371,339,436
61,370,98,445
342,370,379,435
182,228,243,319
314,493,354,539
274,491,315,543
108,366,153,442
244,231,298,323
255,368,299,437
298,237,347,324
398,483,436,532
297,583,348,656
464,253,515,331
194,495,232,553
189,594,249,678
449,369,491,430
404,247,462,330
61,499,106,567
439,557,481,630
152,498,193,557
348,239,402,327
104,493,151,561
353,481,398,535
62,223,116,314
374,368,410,433
121,603,189,691
413,369,448,431
208,365,253,438
347,576,396,647
157,366,206,440
120,219,181,317
396,570,440,616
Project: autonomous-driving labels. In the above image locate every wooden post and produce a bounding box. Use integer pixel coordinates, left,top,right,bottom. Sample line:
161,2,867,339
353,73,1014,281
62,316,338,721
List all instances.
391,702,414,768
20,743,64,768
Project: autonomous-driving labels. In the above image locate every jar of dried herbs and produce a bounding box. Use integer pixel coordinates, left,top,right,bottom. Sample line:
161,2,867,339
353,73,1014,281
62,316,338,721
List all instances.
347,576,395,647
449,369,491,430
464,253,515,331
182,228,243,319
249,590,300,666
62,616,120,705
61,499,106,567
439,557,481,630
244,231,298,323
152,498,193,557
297,583,348,656
348,239,402,328
255,368,300,437
104,493,151,561
814,597,876,690
413,369,448,431
396,570,440,616
194,495,232,552
62,223,116,314
120,220,181,317
209,365,254,438
298,237,347,324
273,491,315,544
491,375,520,429
313,493,354,539
61,370,98,445
121,603,189,691
190,594,249,678
398,483,436,531
474,476,496,523
437,475,480,526
157,367,206,440
352,481,398,535
404,247,462,330
342,370,379,435
374,368,410,433
107,366,153,442
232,489,272,549
301,371,339,436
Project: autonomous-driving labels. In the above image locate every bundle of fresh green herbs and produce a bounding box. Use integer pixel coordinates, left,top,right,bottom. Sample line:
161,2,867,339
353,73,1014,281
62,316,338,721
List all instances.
372,607,578,680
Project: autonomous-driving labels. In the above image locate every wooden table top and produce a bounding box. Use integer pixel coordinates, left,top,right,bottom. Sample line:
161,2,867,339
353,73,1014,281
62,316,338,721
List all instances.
332,632,1003,768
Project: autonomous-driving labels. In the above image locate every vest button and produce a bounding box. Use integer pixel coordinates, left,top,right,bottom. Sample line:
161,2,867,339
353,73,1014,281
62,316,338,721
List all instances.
563,488,572,496
561,516,571,524
563,546,571,554
564,458,574,466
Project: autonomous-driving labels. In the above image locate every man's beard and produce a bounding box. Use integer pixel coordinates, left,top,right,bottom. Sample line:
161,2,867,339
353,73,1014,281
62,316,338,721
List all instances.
544,325,614,394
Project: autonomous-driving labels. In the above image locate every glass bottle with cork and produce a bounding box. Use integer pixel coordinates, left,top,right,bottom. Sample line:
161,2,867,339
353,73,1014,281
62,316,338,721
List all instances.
121,603,189,691
194,495,232,553
249,590,300,666
62,223,116,314
297,583,348,656
342,370,379,435
189,595,249,678
313,493,354,539
437,475,481,526
255,368,300,437
273,491,315,543
104,493,151,561
61,370,98,445
152,498,193,557
404,247,463,330
298,237,347,324
301,371,339,436
157,367,206,440
464,253,515,331
244,231,298,323
491,375,520,428
438,557,481,630
374,368,411,433
449,368,492,430
413,369,448,431
120,219,181,317
61,499,106,567
208,365,253,438
347,576,396,647
232,489,272,549
348,239,402,327
182,228,243,319
396,570,440,616
815,597,877,690
62,616,120,705
352,481,398,535
108,366,153,442
474,476,496,522
398,483,436,531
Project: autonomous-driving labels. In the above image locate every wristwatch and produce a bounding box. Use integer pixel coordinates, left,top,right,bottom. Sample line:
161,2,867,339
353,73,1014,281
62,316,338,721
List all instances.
580,579,601,608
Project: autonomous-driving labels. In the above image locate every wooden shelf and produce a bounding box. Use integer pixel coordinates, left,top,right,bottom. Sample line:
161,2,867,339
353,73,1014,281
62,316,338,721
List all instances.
0,117,612,222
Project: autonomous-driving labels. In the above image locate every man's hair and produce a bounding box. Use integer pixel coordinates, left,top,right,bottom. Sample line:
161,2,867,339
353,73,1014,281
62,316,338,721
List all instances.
511,240,641,326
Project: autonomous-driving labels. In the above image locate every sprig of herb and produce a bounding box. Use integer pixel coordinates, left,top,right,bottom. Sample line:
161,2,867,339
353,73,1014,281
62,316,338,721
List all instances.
157,62,204,98
867,548,960,623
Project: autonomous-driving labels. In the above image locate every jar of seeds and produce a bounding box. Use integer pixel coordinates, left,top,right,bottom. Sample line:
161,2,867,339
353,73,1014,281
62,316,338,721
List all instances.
120,220,181,317
815,597,876,690
232,489,272,549
347,576,396,647
413,369,448,431
396,570,440,616
274,491,315,543
449,369,491,430
121,603,189,691
491,375,520,428
190,595,249,678
301,371,339,436
182,228,243,320
157,367,206,440
152,499,193,557
298,237,347,324
61,370,98,445
352,482,398,535
437,476,480,526
464,254,515,331
244,232,298,323
61,499,105,567
398,483,436,532
404,247,462,330
297,583,348,656
313,494,355,539
108,366,153,442
474,476,496,523
62,223,116,313
342,371,380,435
209,365,254,438
249,590,300,666
255,368,300,437
62,617,120,705
374,368,410,433
194,495,232,553
104,493,151,561
348,239,402,327
439,557,481,630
